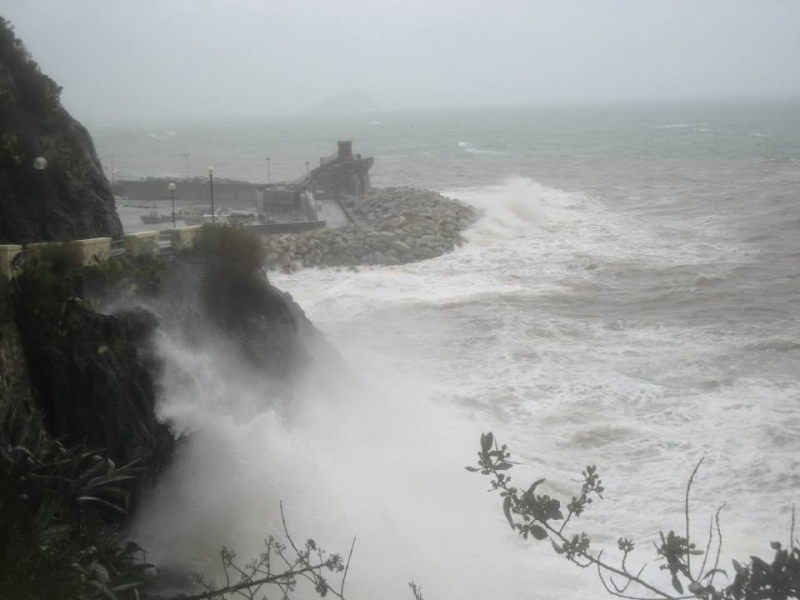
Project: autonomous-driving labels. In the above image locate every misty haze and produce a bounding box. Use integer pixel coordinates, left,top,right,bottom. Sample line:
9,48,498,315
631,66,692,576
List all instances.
1,1,798,599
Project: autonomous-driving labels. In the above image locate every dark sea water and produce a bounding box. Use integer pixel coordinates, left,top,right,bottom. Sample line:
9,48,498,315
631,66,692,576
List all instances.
96,99,800,599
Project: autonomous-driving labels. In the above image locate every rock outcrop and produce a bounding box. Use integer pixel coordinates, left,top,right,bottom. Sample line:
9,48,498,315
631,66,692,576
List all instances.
262,187,479,271
0,18,123,244
10,275,173,474
0,277,33,433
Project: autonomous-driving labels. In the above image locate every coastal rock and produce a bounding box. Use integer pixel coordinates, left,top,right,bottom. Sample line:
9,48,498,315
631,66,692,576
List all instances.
260,187,479,271
11,280,172,474
0,20,123,244
0,277,33,432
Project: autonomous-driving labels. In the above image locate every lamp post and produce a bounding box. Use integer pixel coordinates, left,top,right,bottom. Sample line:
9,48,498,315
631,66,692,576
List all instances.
305,160,310,176
266,157,271,183
169,182,176,228
183,153,190,179
208,166,215,225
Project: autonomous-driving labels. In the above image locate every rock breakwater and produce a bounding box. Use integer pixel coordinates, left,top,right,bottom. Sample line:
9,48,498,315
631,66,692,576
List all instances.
262,187,478,271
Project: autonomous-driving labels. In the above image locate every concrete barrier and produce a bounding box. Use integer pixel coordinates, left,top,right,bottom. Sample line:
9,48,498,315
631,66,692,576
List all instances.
124,231,160,257
24,242,63,260
165,225,202,250
70,237,111,265
0,245,22,279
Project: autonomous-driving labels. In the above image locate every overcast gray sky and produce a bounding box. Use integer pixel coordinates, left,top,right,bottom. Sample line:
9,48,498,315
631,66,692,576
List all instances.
2,0,799,121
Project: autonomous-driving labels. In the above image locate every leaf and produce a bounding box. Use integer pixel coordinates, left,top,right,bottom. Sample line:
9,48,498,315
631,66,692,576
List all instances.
494,462,513,470
530,525,548,540
770,541,782,551
77,495,126,515
481,432,494,455
464,466,480,472
551,538,564,554
732,559,746,575
700,568,728,581
671,574,683,594
688,581,704,594
109,581,145,593
526,479,546,497
86,472,138,489
503,495,515,530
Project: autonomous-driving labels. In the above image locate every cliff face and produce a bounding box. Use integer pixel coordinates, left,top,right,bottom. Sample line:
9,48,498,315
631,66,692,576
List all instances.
10,273,174,474
0,18,123,244
0,277,32,433
5,234,329,480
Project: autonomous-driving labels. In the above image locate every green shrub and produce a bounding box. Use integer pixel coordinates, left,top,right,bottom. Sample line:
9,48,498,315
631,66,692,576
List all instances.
191,224,266,274
0,414,152,599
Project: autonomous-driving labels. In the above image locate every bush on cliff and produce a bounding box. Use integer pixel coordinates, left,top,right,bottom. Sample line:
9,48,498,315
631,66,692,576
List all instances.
0,17,62,116
191,223,267,274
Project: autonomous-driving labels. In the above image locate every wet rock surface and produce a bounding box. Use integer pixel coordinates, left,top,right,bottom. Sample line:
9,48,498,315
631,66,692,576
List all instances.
262,187,479,271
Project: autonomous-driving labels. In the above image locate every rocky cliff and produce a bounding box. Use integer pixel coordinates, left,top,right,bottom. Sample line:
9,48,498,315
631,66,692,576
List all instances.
9,260,173,476
0,18,122,244
0,277,33,433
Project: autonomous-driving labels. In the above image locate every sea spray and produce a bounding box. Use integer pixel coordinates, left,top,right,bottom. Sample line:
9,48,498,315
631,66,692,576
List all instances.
131,315,593,599
133,176,798,599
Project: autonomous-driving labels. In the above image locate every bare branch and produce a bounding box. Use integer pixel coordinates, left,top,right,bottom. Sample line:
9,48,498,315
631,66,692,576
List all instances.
684,458,704,579
340,536,357,596
708,503,726,589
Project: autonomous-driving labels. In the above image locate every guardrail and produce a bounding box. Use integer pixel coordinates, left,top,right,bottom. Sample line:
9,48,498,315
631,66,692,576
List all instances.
0,225,207,279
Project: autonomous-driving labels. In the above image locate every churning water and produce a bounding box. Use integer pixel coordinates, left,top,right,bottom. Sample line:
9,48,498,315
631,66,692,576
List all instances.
103,100,800,599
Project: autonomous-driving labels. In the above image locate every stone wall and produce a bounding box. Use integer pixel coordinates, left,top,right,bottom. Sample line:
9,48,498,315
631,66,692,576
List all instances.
115,179,258,206
261,187,479,271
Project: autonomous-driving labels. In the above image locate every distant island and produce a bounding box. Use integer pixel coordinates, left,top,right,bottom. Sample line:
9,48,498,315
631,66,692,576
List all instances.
305,90,380,114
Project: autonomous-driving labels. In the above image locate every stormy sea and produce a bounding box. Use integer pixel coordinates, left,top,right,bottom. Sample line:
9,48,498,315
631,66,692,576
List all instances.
91,99,799,599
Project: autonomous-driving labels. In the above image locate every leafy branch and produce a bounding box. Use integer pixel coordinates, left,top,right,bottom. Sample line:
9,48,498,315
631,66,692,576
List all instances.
466,432,799,600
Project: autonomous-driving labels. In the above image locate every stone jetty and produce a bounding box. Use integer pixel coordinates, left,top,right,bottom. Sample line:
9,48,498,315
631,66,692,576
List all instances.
262,187,479,271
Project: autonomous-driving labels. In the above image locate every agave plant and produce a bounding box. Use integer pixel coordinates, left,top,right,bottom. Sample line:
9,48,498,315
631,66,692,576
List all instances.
0,412,156,599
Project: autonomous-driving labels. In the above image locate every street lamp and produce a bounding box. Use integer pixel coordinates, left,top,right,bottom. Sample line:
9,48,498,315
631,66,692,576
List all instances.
305,160,310,175
208,166,215,225
169,182,176,228
266,157,271,183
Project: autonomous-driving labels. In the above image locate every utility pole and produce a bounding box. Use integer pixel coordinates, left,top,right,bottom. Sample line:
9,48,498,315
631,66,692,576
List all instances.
208,166,215,225
266,157,271,183
110,155,115,185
